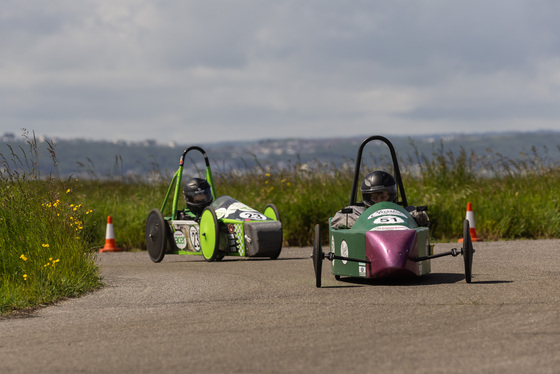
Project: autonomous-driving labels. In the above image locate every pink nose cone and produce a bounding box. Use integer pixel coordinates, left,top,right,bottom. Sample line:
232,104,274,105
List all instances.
365,229,417,278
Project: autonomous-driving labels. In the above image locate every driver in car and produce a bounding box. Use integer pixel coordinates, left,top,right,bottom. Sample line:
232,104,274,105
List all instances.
330,170,429,229
178,177,214,221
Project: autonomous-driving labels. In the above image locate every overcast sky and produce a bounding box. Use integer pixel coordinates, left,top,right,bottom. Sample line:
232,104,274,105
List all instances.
2,0,560,144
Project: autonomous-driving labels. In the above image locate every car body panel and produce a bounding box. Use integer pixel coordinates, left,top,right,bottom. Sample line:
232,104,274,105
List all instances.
329,201,431,278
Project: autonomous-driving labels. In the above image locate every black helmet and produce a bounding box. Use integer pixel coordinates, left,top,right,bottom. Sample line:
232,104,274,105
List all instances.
360,170,397,207
183,177,213,214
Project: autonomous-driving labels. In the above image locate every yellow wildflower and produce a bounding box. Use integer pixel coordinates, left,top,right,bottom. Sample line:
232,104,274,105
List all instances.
20,254,28,261
42,243,50,248
23,274,28,281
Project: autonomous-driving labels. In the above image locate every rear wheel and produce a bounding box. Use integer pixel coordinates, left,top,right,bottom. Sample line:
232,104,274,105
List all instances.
264,203,283,260
146,209,168,263
200,206,219,261
269,245,282,260
462,219,474,283
312,224,323,288
264,203,281,222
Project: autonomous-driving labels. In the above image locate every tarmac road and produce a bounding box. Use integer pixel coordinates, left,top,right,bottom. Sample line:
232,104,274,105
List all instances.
2,240,559,374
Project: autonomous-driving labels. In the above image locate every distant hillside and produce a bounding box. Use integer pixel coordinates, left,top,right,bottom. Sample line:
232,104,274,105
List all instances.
1,131,559,179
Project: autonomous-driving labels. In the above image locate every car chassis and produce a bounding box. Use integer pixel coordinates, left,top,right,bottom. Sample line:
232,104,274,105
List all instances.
312,135,474,287
146,146,283,263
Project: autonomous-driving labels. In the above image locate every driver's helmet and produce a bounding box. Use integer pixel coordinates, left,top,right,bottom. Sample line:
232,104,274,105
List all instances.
183,177,213,214
360,170,398,207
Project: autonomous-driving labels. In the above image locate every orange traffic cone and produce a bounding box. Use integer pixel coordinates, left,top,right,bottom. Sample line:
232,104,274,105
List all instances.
100,216,122,252
458,202,483,242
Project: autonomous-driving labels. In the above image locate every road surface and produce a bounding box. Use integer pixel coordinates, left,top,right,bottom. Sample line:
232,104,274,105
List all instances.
2,240,559,373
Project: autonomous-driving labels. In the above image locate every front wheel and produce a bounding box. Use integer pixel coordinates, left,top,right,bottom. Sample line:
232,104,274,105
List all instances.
264,203,283,260
146,209,168,263
312,224,323,288
263,203,281,222
462,219,474,283
200,206,220,261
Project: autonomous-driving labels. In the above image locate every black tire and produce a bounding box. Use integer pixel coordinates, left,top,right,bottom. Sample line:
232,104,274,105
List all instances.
312,224,323,288
146,209,168,263
462,219,474,283
269,246,282,260
200,206,220,262
264,203,283,260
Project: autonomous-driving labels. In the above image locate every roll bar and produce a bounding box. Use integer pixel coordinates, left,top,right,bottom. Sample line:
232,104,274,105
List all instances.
349,135,408,207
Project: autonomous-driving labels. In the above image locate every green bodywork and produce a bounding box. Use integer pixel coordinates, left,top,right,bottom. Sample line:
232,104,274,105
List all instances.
329,202,432,278
157,147,280,259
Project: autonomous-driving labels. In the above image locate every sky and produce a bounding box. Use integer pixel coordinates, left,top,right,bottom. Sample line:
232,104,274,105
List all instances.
2,0,560,145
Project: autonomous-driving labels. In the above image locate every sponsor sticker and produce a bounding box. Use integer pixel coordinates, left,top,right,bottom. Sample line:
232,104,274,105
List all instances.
367,209,407,220
359,262,366,277
174,230,187,249
341,240,348,265
370,226,409,231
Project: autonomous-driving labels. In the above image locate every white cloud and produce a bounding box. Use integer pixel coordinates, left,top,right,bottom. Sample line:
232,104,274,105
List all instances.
1,0,560,144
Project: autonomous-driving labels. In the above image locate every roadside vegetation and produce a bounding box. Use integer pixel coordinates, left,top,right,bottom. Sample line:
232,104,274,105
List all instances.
1,133,102,315
1,132,559,314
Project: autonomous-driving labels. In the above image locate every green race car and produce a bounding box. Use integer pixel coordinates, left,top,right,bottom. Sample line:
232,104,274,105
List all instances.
146,146,282,262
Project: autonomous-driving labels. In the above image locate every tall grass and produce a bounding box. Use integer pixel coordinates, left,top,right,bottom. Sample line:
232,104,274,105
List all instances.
399,141,560,240
2,133,559,315
75,141,560,247
1,132,101,314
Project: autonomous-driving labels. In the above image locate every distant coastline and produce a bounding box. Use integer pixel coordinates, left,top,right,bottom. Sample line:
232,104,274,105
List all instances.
2,130,559,178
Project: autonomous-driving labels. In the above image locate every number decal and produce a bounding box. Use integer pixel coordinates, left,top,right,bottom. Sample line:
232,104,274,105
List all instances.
239,212,267,220
373,216,405,225
189,226,201,251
